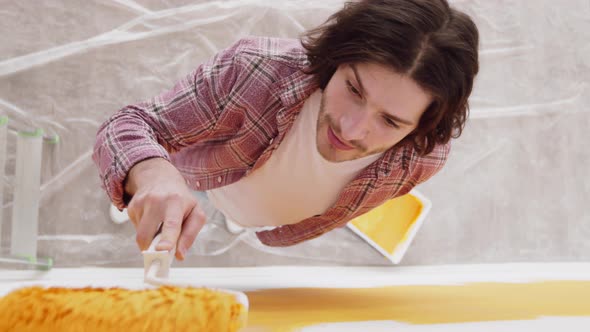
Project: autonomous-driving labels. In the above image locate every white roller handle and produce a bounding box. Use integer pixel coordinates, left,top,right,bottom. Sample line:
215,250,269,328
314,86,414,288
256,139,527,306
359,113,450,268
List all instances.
10,129,43,258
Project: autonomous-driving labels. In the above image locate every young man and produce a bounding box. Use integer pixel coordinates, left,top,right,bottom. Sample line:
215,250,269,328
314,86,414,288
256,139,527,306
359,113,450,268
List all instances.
93,0,479,261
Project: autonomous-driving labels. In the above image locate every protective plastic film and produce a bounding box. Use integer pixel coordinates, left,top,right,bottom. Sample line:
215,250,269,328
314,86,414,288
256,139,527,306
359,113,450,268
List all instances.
0,0,588,267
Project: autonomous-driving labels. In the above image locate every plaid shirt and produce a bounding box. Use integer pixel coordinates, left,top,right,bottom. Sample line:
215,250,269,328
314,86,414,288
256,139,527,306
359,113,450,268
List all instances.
93,36,450,247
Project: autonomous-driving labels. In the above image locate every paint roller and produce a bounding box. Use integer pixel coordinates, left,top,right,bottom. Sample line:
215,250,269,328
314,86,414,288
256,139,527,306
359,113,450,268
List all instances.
0,234,249,331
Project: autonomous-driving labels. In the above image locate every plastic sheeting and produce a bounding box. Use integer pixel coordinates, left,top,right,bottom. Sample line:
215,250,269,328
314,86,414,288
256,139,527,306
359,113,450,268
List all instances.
0,0,588,267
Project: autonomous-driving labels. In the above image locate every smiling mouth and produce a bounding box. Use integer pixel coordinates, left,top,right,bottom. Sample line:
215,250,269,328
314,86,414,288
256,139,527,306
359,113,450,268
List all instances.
327,126,354,151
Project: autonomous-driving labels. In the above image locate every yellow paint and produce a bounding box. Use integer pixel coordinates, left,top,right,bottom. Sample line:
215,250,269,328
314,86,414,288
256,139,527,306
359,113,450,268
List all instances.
244,281,590,331
350,194,422,254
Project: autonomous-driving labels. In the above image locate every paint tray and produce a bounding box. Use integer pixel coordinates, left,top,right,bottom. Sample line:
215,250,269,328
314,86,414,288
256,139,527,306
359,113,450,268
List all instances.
347,189,431,264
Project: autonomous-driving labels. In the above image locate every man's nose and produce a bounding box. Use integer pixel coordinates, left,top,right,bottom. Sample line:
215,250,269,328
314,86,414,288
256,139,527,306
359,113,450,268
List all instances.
340,109,369,142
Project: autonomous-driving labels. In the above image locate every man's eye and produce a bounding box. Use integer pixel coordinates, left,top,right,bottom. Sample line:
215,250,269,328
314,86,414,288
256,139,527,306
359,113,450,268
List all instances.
346,80,361,97
384,117,399,129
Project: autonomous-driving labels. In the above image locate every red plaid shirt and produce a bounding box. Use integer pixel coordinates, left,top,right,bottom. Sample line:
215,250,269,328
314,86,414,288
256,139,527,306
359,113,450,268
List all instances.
93,36,450,247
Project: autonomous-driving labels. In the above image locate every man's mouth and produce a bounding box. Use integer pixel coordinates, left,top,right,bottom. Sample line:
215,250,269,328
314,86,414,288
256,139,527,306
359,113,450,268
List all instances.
327,126,354,151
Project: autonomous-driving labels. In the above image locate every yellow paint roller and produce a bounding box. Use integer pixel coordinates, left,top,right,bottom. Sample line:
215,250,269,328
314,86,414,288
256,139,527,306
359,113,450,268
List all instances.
0,235,249,331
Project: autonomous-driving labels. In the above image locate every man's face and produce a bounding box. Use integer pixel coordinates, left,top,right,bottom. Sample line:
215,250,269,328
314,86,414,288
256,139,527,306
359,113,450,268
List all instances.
316,62,432,162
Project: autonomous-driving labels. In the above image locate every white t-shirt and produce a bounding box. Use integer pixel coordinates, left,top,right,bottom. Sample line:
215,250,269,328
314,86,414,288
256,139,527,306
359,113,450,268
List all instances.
206,90,382,230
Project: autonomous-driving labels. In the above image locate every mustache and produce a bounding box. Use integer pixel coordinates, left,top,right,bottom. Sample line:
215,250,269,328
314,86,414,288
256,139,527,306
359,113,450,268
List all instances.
324,114,367,152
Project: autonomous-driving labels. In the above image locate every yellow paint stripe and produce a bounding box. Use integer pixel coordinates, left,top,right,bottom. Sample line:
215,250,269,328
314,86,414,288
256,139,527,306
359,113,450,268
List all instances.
245,281,590,331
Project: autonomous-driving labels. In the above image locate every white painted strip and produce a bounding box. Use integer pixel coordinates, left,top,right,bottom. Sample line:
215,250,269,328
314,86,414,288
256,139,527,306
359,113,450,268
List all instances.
299,317,590,332
1,263,590,297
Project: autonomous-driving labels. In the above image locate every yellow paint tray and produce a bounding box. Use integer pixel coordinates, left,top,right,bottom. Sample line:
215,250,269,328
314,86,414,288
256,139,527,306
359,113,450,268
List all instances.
347,189,431,264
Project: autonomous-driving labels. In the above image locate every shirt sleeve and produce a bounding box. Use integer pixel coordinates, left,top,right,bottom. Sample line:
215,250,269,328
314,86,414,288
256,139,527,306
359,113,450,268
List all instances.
92,40,243,209
412,142,451,185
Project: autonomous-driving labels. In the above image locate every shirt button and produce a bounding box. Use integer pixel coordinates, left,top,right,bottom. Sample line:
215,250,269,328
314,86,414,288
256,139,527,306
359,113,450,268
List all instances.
217,176,222,183
196,181,201,188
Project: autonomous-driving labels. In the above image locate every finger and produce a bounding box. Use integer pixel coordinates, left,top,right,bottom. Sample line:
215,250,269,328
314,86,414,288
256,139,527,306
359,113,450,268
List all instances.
155,199,184,252
126,199,142,229
175,205,206,260
135,197,169,251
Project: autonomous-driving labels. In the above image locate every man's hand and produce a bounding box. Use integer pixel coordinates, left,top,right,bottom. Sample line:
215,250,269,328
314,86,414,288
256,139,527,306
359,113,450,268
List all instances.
124,157,205,260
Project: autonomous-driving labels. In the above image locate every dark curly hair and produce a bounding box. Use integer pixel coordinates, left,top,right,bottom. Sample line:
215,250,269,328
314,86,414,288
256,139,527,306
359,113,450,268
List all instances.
301,0,479,155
